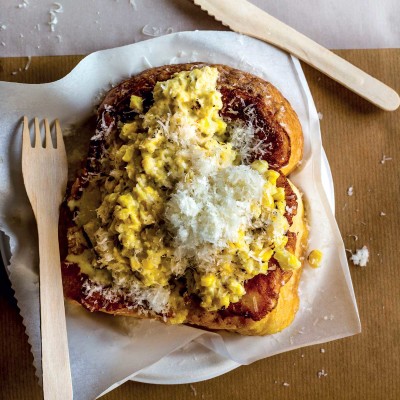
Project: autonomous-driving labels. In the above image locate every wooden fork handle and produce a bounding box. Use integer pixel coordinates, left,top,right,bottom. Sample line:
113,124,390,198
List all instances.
194,0,400,111
36,205,73,400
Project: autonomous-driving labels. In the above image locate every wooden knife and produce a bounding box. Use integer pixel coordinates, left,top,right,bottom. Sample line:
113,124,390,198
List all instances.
194,0,400,111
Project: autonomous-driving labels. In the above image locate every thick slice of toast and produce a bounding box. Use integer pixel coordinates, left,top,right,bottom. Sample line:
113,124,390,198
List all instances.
59,63,306,335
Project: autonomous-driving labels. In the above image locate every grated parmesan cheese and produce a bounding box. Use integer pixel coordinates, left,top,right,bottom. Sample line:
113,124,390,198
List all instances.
24,56,32,71
227,105,271,164
350,246,369,267
347,186,354,196
380,154,392,164
17,0,29,8
82,279,170,314
48,2,63,32
165,165,265,257
142,25,174,37
317,369,328,378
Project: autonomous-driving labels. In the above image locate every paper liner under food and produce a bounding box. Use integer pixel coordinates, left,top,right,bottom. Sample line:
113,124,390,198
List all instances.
0,31,360,399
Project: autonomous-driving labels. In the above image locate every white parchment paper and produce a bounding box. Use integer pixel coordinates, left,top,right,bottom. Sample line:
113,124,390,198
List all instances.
0,31,360,399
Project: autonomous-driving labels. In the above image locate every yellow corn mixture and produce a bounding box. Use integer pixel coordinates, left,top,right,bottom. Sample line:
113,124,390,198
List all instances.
67,66,302,323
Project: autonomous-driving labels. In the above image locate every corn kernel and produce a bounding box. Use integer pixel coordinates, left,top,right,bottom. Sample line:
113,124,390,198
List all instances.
218,293,230,309
120,122,139,140
262,191,274,208
251,159,269,174
142,154,156,174
228,279,245,296
122,146,134,163
273,187,285,202
276,200,286,214
260,247,273,262
130,256,141,272
308,249,323,268
266,170,280,185
117,193,133,208
201,274,216,287
130,95,144,113
274,249,301,270
222,262,233,274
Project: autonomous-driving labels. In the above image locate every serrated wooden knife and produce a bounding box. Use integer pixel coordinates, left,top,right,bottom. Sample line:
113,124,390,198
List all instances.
194,0,400,111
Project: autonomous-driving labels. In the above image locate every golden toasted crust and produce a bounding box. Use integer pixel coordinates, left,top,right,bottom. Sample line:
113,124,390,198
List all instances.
60,63,306,335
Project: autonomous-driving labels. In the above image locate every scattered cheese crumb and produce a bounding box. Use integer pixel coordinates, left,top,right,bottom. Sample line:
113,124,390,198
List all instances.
142,25,174,37
283,382,290,387
297,326,306,334
380,211,386,216
142,55,153,68
380,154,392,164
320,348,326,353
317,369,328,378
228,105,271,164
189,384,197,396
317,112,323,120
0,24,7,30
285,205,294,214
347,186,354,196
24,56,32,71
17,0,29,8
48,2,63,32
81,279,170,314
350,246,369,267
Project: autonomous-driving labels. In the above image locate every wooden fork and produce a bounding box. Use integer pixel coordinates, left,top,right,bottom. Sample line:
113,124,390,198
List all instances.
22,117,73,400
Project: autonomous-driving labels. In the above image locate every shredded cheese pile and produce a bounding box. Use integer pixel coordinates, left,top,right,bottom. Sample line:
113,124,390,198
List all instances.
166,165,265,254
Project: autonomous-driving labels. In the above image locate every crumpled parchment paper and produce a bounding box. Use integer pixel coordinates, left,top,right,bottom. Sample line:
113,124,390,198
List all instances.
0,31,360,399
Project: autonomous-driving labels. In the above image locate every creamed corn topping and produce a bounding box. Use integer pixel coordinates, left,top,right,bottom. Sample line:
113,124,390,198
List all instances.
67,66,301,320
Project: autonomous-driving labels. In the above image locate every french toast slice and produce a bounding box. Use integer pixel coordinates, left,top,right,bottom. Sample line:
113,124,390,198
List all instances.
59,63,306,335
